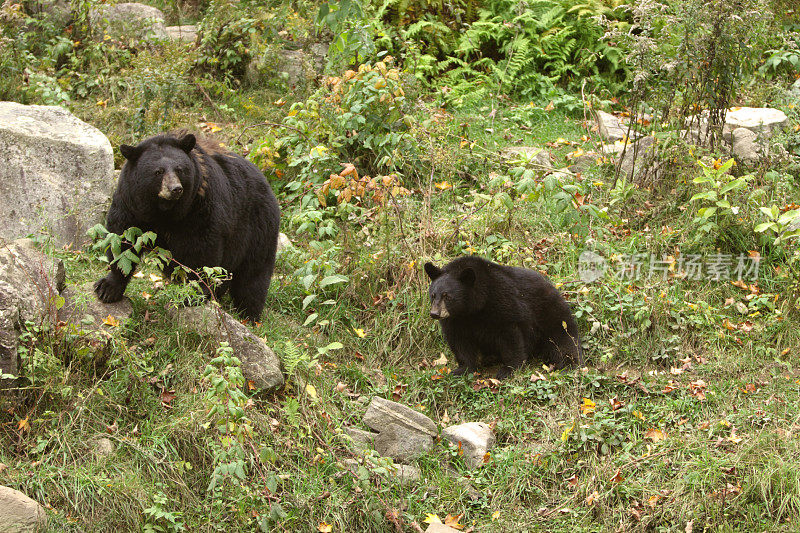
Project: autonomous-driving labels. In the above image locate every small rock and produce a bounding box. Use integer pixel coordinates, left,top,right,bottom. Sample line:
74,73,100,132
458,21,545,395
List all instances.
601,143,625,155
791,79,800,97
567,152,600,174
442,422,495,469
548,168,574,181
500,146,552,168
165,25,197,43
617,135,658,180
276,233,292,254
363,397,437,437
374,423,434,463
595,110,627,142
724,107,787,137
390,463,420,486
92,437,115,458
730,127,761,166
425,523,462,533
0,486,47,532
173,305,284,391
343,427,377,454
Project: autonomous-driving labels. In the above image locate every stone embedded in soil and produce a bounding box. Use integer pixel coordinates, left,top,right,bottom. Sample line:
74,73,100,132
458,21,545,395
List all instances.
363,396,437,437
442,422,496,469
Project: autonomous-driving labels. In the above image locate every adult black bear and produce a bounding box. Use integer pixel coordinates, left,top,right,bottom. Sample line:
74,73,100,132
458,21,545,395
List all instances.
94,132,280,321
424,256,582,379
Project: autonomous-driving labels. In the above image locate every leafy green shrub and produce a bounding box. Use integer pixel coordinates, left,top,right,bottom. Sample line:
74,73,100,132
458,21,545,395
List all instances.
250,58,419,188
195,0,258,81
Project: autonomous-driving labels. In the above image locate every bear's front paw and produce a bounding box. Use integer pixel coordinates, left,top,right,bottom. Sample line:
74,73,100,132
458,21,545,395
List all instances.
94,276,125,303
495,366,514,380
452,365,472,377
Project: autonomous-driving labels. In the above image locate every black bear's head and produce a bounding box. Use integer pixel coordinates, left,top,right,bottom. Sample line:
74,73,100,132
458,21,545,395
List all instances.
119,133,198,220
424,262,477,320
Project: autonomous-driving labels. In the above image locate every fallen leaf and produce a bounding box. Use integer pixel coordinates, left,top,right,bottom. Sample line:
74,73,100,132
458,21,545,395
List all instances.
609,396,624,411
586,491,599,506
102,315,121,328
160,390,176,406
610,469,624,483
423,514,442,524
318,522,332,533
566,474,579,487
645,428,666,442
305,383,318,400
580,398,596,415
444,514,464,529
433,353,448,366
491,510,501,520
17,417,30,432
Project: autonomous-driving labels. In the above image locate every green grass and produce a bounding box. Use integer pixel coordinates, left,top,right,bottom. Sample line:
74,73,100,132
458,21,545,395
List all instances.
3,5,800,531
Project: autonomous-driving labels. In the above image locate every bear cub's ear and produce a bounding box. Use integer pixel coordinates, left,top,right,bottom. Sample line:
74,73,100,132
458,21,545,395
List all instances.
120,144,143,161
424,262,442,281
459,267,476,286
177,134,196,153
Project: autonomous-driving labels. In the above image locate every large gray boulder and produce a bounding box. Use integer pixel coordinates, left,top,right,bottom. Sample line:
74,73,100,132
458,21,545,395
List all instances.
0,239,65,385
0,486,47,532
90,2,168,42
173,305,284,391
0,102,114,247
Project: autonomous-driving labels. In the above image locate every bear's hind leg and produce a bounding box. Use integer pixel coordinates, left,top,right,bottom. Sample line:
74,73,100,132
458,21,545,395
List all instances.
542,330,583,369
495,328,527,380
230,269,270,322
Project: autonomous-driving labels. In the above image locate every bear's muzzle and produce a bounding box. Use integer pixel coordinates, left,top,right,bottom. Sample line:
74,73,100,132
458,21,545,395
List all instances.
158,171,184,201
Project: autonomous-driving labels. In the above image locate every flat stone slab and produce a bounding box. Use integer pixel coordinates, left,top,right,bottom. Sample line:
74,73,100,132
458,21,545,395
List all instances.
500,146,552,168
725,107,787,135
425,523,462,533
374,423,434,463
59,282,133,332
363,396,437,437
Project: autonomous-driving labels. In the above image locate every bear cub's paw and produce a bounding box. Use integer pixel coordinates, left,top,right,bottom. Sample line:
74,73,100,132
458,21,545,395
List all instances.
452,365,473,376
94,276,125,303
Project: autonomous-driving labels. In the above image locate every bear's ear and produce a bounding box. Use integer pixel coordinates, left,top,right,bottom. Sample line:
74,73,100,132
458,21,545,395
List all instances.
424,262,442,281
119,144,143,161
459,267,476,286
177,134,196,153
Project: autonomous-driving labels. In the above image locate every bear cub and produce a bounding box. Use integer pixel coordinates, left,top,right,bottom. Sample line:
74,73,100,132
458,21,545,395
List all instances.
94,131,280,321
425,256,582,379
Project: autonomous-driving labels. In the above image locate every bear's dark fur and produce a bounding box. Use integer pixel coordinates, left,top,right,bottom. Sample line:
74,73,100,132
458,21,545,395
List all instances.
94,132,280,321
424,256,582,378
